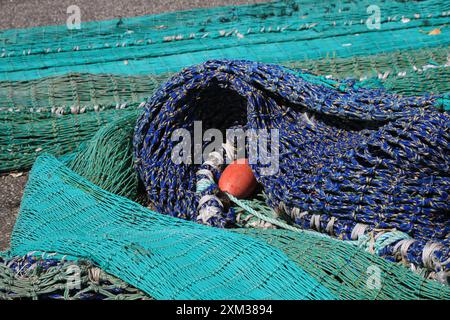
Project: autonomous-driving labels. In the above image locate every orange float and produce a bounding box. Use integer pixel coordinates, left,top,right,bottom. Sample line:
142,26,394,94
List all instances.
218,158,257,199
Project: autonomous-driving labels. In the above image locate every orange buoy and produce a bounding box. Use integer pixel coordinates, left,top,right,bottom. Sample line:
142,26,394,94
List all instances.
219,158,257,199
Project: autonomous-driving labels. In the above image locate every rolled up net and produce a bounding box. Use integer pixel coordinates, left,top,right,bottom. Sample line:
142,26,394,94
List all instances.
133,59,449,274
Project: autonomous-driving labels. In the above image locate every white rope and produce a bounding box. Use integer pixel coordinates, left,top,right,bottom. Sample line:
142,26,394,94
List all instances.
222,141,236,163
310,214,321,231
196,169,214,181
392,238,416,262
205,151,224,168
197,206,222,224
325,217,336,236
351,223,368,240
197,194,223,209
422,242,444,270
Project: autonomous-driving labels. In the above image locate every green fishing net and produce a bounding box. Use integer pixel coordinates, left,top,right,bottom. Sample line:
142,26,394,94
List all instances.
1,0,449,172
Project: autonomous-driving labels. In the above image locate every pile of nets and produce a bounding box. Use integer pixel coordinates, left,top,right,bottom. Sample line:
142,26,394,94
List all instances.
3,81,448,298
2,86,449,297
2,152,449,299
1,0,449,173
6,155,338,300
133,59,449,276
1,0,450,300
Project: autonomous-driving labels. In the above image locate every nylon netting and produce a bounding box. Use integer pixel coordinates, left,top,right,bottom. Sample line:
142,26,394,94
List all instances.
1,0,449,172
3,153,449,299
7,155,337,300
1,0,448,80
1,0,450,300
0,255,150,300
1,45,449,172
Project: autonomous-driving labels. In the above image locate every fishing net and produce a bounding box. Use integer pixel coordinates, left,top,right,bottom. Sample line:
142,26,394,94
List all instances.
2,45,449,173
3,90,450,298
2,153,449,300
6,155,337,300
0,73,170,172
133,59,449,275
1,0,448,80
1,0,450,300
0,255,150,300
67,111,142,200
1,0,449,172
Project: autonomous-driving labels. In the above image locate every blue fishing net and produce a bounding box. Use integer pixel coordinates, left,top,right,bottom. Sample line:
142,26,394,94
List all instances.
133,59,449,274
